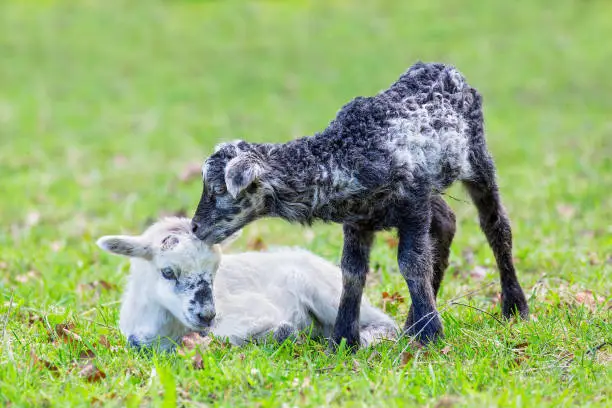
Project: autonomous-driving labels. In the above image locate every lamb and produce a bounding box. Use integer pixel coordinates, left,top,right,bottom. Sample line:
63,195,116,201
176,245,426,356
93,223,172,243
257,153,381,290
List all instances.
96,217,398,351
190,61,529,348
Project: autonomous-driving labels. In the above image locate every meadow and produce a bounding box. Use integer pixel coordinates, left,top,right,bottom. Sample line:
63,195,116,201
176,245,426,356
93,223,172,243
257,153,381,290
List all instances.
0,0,610,406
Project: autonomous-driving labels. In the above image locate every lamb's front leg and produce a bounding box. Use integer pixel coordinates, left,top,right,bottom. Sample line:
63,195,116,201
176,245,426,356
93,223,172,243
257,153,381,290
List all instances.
398,202,443,344
331,224,374,350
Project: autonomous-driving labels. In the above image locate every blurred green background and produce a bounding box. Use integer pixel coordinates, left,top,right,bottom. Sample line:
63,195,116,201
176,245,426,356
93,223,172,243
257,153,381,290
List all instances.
0,0,610,406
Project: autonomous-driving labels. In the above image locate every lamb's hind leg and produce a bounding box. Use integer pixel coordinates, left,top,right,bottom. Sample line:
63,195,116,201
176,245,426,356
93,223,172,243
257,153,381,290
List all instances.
398,198,443,343
463,153,529,319
243,321,298,345
406,195,456,329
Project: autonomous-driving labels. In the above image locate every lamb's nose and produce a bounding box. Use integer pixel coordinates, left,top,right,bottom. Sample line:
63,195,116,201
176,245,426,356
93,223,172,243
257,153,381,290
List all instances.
197,312,216,326
191,220,200,235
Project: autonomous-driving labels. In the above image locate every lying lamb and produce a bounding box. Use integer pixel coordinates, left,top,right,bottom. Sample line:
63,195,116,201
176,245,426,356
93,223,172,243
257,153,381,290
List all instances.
97,217,398,351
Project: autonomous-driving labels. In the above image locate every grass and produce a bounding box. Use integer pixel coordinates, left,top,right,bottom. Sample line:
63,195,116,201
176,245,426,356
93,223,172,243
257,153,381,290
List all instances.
0,0,610,406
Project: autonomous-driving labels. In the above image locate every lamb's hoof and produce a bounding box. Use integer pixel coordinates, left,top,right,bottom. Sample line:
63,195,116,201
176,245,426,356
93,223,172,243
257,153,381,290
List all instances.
127,335,141,349
329,328,361,352
273,323,297,344
404,313,443,345
501,288,529,320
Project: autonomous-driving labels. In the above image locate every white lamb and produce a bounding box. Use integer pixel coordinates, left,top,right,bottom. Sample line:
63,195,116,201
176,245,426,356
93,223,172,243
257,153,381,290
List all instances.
97,217,398,351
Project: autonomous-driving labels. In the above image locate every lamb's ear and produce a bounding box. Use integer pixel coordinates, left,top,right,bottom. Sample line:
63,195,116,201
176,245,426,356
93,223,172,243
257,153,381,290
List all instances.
96,235,153,260
224,154,263,198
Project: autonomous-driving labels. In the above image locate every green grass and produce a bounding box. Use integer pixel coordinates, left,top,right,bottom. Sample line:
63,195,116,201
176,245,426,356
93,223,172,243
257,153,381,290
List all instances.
1,0,611,406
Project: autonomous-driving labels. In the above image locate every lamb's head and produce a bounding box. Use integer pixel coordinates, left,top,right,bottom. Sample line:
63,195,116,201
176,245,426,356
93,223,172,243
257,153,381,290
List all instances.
97,217,240,349
192,141,268,244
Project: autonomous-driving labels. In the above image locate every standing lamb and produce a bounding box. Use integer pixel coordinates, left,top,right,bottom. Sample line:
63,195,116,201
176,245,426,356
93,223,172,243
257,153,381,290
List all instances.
191,62,529,348
97,217,398,351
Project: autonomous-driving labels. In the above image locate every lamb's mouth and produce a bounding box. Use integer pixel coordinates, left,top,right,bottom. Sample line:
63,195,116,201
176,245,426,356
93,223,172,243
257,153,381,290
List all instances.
185,316,216,331
195,229,224,246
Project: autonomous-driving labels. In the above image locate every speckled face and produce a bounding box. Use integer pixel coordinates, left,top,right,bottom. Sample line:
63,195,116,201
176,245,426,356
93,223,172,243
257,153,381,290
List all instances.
151,233,220,331
192,143,264,244
98,218,243,351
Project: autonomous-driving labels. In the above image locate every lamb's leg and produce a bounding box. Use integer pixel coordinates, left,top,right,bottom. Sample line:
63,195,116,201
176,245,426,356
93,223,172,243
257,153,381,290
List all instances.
463,176,529,319
238,321,298,345
398,198,443,343
462,95,528,319
406,195,456,328
330,224,374,350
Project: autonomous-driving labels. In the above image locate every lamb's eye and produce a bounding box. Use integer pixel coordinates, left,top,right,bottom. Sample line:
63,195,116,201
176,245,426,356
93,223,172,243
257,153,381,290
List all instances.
160,267,175,280
213,184,227,195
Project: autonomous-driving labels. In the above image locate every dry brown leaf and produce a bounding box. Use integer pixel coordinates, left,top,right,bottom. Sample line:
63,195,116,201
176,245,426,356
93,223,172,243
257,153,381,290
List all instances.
54,322,75,334
384,236,399,249
513,342,529,351
381,291,405,312
247,236,267,251
382,291,405,303
55,322,82,343
98,280,116,291
192,352,204,370
588,252,601,266
440,345,451,355
79,362,106,382
179,162,203,183
28,312,41,325
513,354,529,366
98,335,110,348
400,351,414,367
79,349,96,360
30,349,58,372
